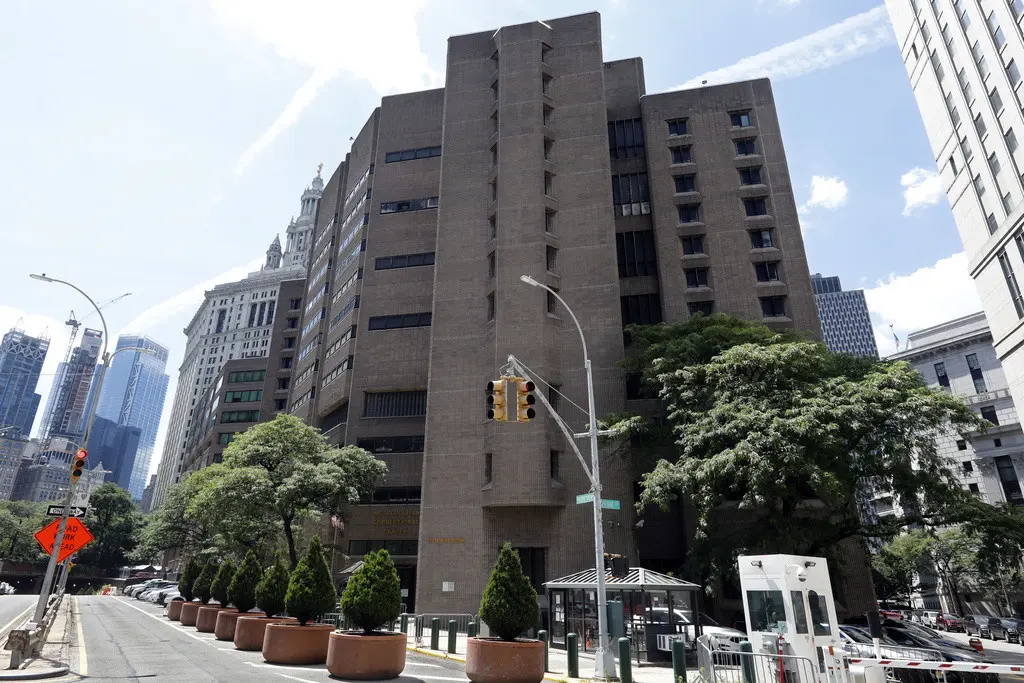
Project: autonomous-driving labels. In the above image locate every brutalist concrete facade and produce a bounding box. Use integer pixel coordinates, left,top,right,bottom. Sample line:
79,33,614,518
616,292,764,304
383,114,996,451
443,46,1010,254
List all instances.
290,12,825,616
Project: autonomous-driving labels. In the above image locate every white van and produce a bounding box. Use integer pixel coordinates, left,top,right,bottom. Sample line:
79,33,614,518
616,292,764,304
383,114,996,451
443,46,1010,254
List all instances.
921,610,941,627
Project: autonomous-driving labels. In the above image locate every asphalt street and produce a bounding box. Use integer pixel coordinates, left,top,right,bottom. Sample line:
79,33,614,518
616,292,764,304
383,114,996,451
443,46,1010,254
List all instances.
69,595,470,682
940,630,1024,665
0,594,36,637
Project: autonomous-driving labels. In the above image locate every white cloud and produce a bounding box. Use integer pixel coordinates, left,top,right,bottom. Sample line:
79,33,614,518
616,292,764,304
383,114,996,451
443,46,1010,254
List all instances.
800,175,848,214
900,167,945,216
676,5,892,89
211,0,442,175
864,252,982,357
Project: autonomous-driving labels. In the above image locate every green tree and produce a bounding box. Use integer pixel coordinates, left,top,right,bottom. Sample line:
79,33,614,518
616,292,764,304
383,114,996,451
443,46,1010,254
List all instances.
255,554,290,618
925,527,981,615
211,558,237,606
479,543,539,641
285,536,337,626
179,557,201,602
229,550,262,613
215,414,387,567
75,483,141,574
873,530,931,603
132,471,215,562
340,549,402,633
194,560,216,604
0,501,49,564
186,465,280,558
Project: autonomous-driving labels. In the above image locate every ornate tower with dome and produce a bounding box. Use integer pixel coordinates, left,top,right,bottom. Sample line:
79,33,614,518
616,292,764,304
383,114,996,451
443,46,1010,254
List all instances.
284,165,324,268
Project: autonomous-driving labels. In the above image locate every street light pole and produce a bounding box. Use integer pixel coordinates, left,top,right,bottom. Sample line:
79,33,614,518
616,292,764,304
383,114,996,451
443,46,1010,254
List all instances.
520,275,617,679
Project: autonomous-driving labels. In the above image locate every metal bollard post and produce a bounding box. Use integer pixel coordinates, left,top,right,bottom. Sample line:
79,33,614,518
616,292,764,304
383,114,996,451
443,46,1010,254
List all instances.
468,621,477,638
448,619,457,654
567,633,579,678
538,629,548,672
400,613,409,634
431,617,440,650
672,638,687,683
619,637,632,683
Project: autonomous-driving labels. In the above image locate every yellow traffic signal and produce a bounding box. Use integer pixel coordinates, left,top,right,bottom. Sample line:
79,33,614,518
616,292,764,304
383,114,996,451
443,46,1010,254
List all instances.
517,379,536,422
70,449,87,483
487,378,509,422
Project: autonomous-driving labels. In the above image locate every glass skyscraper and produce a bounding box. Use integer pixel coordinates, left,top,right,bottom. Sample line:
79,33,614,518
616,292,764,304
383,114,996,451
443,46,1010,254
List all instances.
0,326,49,438
95,334,170,499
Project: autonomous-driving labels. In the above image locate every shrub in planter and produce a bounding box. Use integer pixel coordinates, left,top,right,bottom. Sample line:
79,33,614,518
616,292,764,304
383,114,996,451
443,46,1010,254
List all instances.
193,560,216,605
467,543,544,683
255,553,290,618
179,557,201,602
284,536,337,626
328,549,406,679
211,558,236,607
229,550,262,613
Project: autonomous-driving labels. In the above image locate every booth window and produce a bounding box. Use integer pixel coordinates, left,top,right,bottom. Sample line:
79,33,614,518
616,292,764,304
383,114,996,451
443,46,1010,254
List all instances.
808,590,831,635
746,590,787,633
790,591,809,634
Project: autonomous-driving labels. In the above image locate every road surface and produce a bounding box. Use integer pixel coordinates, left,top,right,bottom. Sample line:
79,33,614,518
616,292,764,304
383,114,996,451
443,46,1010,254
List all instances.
71,595,469,682
0,593,36,637
940,630,1024,664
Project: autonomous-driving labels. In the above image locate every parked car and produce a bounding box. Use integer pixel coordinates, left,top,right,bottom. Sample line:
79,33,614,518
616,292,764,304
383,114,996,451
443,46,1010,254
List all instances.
1000,619,1022,643
157,589,181,606
936,614,965,632
0,582,14,595
124,579,161,597
965,615,1007,640
647,608,747,652
135,580,173,600
921,610,941,628
846,616,990,662
839,625,941,661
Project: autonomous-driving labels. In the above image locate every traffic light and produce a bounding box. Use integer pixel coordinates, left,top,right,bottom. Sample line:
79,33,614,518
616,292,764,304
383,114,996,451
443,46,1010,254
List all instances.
70,449,87,483
487,378,509,422
516,379,536,422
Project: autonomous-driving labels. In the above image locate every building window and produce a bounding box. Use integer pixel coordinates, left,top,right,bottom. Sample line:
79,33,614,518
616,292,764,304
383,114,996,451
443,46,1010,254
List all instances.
283,336,296,349
356,435,425,454
384,146,442,163
988,11,1007,49
963,460,974,474
969,482,981,494
949,155,958,175
289,298,302,310
606,118,647,160
544,172,553,196
546,246,558,272
1009,60,1022,87
543,137,553,161
367,312,432,330
975,113,988,140
490,180,497,201
487,292,495,322
685,267,709,288
730,110,751,127
484,453,492,484
542,72,552,95
998,250,1024,317
744,197,768,216
945,93,961,128
760,296,787,318
620,293,663,326
221,410,260,423
678,203,701,223
489,215,497,240
957,438,967,450
735,138,757,156
379,196,439,214
995,455,1023,503
277,378,290,390
667,118,688,136
921,22,932,44
750,228,775,249
988,213,999,234
364,390,428,418
754,261,780,282
320,356,353,387
550,450,561,482
981,405,1000,425
739,167,762,185
224,389,262,403
681,235,705,255
990,87,1004,113
363,486,422,504
962,136,974,163
227,369,266,383
375,252,436,270
616,230,658,277
688,300,714,316
995,438,1003,447
280,356,292,369
611,172,651,215
935,361,951,388
674,174,697,193
671,146,692,164
287,317,298,329
1007,129,1019,155
931,50,944,81
966,353,987,393
958,0,971,29
218,433,235,445
975,173,987,197
488,252,496,280
546,290,559,314
544,210,555,234
1005,192,1017,214
1011,0,1024,20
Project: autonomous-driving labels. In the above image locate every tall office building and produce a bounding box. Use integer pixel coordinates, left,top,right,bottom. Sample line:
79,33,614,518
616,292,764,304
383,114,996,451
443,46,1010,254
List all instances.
810,273,879,357
86,416,141,493
886,1,1024,415
287,13,854,617
149,173,321,509
140,474,157,512
94,334,170,499
0,325,49,439
40,328,102,442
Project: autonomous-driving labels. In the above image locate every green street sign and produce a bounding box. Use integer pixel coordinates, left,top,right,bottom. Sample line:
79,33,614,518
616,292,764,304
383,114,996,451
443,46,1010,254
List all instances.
601,499,621,510
576,493,594,504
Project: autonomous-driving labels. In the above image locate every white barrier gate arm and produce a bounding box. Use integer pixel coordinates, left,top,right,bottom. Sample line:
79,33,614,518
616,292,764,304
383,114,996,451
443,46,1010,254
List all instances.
847,657,1024,675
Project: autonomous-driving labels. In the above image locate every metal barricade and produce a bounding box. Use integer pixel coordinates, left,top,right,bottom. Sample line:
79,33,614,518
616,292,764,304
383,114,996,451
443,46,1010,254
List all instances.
696,635,817,683
412,614,477,647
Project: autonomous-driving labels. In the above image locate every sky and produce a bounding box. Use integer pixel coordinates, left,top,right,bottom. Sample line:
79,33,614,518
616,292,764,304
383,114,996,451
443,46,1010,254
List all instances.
0,0,984,478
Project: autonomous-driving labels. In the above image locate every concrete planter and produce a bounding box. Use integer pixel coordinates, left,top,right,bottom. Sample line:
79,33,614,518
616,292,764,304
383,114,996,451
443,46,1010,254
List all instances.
196,605,232,633
326,631,406,679
166,600,184,621
215,610,265,641
466,638,544,683
233,616,296,651
261,623,334,665
179,601,202,626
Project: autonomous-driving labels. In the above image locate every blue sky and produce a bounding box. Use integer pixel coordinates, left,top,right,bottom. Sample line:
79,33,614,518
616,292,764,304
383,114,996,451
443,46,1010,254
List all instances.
0,0,982,474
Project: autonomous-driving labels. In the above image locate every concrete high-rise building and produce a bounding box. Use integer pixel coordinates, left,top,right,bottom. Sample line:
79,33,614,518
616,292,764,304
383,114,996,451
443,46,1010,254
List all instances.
0,436,33,500
810,274,879,357
287,13,848,617
140,474,157,512
886,1,1024,417
149,172,321,509
39,328,102,442
94,334,170,499
0,326,49,439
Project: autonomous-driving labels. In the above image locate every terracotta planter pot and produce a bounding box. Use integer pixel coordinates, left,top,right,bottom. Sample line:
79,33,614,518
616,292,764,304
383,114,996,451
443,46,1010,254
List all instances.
215,610,265,641
233,616,296,651
466,638,544,683
262,623,334,665
179,601,202,626
326,631,407,679
166,600,184,621
196,606,233,633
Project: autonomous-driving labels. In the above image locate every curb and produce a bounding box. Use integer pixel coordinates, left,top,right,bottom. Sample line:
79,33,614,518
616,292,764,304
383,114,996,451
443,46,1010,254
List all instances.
0,665,70,681
405,645,595,683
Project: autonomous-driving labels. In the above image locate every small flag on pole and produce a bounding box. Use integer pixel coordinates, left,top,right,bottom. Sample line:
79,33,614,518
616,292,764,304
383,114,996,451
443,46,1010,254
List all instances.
330,515,344,531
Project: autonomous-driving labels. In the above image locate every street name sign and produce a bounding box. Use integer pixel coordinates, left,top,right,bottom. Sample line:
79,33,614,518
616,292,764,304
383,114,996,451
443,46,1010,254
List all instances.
45,505,88,519
575,493,594,504
601,499,621,510
34,517,95,563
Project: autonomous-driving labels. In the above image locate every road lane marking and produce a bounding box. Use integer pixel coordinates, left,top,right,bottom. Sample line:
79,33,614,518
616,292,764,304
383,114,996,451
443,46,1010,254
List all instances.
274,675,319,683
74,596,87,676
0,603,33,636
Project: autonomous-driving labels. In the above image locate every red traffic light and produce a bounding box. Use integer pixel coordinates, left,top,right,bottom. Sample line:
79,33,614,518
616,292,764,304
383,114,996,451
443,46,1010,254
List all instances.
70,448,87,481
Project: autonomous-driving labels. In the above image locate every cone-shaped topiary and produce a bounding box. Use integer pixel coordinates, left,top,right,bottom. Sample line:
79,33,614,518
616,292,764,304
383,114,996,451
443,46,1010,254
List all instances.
229,550,262,613
479,542,540,641
179,557,201,602
340,549,402,634
210,557,236,607
285,536,337,626
193,560,216,604
256,553,290,618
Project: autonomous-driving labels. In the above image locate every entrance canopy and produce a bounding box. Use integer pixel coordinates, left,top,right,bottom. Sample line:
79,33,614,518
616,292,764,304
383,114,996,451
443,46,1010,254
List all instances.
544,567,699,592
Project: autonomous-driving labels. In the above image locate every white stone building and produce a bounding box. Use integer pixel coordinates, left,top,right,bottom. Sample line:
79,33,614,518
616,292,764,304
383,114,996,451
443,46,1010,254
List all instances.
149,171,321,509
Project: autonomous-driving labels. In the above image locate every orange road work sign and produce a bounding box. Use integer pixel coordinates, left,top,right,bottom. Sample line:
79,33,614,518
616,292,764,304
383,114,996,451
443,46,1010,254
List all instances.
34,517,95,563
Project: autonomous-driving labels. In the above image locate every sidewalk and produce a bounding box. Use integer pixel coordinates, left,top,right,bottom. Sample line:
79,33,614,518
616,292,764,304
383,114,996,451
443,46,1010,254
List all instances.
406,631,695,683
0,598,72,680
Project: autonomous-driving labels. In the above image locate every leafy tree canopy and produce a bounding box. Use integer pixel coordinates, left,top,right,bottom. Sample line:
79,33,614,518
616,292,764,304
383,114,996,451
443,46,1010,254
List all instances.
75,483,141,574
0,501,49,565
872,530,932,604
